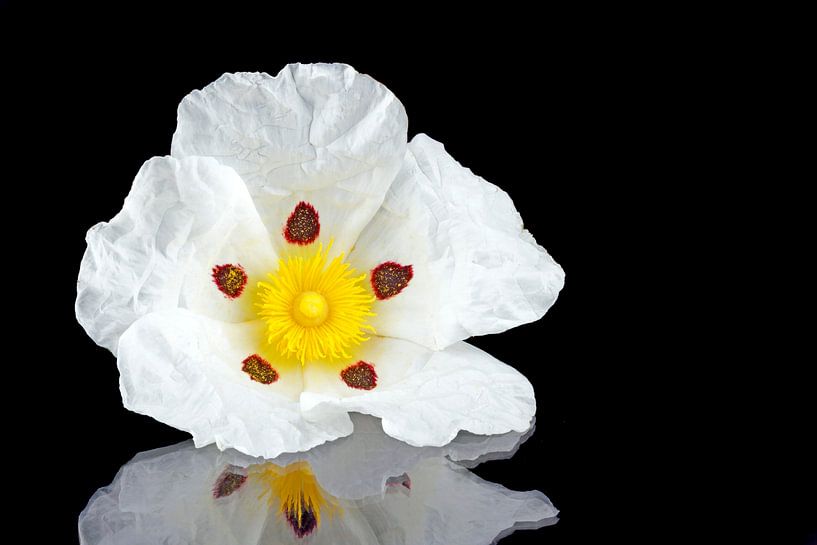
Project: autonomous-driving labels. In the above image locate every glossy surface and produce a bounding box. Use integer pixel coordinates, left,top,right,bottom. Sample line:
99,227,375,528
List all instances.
79,415,557,544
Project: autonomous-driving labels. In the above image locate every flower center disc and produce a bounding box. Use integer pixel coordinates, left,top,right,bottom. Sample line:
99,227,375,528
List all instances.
252,462,336,539
256,243,375,363
293,291,329,326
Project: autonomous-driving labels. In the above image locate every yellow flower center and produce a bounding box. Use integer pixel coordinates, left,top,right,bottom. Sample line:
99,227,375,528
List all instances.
252,461,339,536
256,242,375,363
292,291,329,326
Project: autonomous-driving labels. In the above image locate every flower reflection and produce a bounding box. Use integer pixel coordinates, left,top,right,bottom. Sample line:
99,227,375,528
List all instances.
79,415,557,544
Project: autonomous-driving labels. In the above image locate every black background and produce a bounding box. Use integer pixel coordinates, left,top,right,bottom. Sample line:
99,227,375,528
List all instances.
4,4,815,545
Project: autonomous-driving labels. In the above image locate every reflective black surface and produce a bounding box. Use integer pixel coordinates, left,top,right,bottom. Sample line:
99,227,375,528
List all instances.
79,415,557,544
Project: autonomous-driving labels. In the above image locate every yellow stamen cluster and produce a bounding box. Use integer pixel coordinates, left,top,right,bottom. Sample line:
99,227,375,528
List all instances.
251,462,338,529
256,243,375,363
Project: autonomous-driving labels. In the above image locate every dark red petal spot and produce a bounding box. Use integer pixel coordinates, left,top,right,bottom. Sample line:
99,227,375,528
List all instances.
284,201,320,245
340,361,378,390
212,467,247,498
212,264,248,299
371,261,413,300
242,354,279,384
386,473,412,490
285,504,318,538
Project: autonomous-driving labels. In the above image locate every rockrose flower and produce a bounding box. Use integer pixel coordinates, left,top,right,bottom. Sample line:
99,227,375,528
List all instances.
78,415,557,544
76,63,564,457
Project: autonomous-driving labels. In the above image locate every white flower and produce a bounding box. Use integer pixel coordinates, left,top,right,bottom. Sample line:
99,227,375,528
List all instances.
76,63,564,458
78,414,558,544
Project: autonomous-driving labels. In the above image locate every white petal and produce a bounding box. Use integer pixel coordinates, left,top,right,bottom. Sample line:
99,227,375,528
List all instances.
351,133,565,349
80,442,271,545
268,413,531,501
444,422,534,467
301,336,428,400
76,156,276,354
377,457,558,544
171,64,408,257
117,309,353,458
301,341,536,447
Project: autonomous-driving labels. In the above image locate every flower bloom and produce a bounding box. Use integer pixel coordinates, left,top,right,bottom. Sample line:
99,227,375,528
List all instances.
76,63,564,458
79,415,558,544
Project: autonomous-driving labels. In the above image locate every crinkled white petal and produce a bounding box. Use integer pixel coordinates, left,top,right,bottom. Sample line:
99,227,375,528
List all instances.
171,64,408,257
118,307,533,457
443,420,536,467
301,341,536,448
117,309,353,458
80,433,556,545
76,155,276,354
350,133,565,350
301,336,428,400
